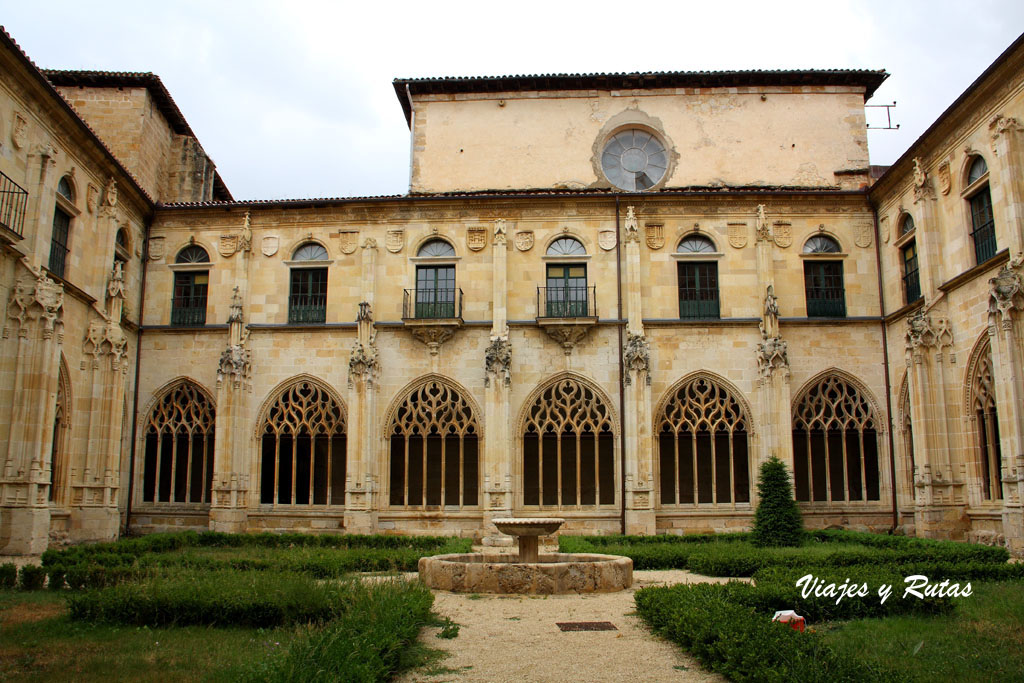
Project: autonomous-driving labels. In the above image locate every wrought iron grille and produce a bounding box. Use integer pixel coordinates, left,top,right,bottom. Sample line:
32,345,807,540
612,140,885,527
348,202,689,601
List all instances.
403,287,462,319
970,189,997,264
288,268,327,323
902,243,921,304
537,286,596,318
171,271,208,326
678,262,720,319
0,171,28,236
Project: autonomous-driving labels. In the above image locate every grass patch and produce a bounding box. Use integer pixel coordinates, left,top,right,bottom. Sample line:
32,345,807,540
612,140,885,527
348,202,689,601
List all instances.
822,582,1024,682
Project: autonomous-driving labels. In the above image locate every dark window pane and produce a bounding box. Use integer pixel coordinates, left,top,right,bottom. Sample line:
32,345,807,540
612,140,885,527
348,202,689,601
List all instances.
804,261,846,317
678,262,720,319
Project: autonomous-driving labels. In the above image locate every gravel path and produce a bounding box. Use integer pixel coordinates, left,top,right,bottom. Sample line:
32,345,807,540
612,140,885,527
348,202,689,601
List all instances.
397,569,732,683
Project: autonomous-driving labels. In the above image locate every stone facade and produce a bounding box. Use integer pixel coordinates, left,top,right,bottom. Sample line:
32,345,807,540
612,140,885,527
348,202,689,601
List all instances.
1,26,1023,554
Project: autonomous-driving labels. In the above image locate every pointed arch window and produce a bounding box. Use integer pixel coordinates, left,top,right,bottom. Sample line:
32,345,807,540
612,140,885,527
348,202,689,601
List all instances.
522,378,615,508
142,382,215,504
970,341,1002,501
658,376,750,506
899,382,916,501
792,375,880,502
49,363,71,505
259,380,346,506
388,380,479,508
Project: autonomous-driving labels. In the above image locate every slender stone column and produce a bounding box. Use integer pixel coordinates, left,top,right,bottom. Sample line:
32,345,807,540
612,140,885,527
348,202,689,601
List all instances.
345,238,379,534
989,116,1024,256
987,259,1024,553
911,159,941,297
622,208,655,535
1,268,63,553
482,220,513,545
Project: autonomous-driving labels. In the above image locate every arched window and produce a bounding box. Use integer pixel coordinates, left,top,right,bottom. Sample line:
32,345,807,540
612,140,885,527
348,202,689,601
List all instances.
49,360,71,505
792,375,880,502
114,227,130,266
48,177,75,278
142,382,215,504
902,240,921,304
522,378,615,508
171,245,210,326
802,235,845,317
658,376,749,505
412,239,457,319
544,237,589,318
676,235,720,319
388,380,478,508
898,380,915,501
289,242,329,324
260,380,346,506
899,214,915,236
966,156,996,264
969,340,1002,500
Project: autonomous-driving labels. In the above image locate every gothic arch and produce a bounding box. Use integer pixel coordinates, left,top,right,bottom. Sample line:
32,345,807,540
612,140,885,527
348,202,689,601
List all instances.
654,371,754,507
255,375,347,506
383,375,481,509
963,333,1002,501
518,372,618,509
654,371,756,436
138,377,216,506
790,368,884,504
50,353,72,505
897,371,915,500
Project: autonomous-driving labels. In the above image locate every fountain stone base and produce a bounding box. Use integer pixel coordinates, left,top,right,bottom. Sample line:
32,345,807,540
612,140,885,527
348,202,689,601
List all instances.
418,552,633,594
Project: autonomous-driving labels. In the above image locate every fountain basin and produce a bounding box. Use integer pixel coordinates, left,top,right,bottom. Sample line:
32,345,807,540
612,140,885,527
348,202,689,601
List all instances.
418,552,633,594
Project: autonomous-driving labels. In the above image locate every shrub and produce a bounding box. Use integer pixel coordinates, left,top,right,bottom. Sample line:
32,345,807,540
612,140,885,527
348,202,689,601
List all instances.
68,570,363,628
241,578,434,682
47,567,66,591
19,564,47,591
751,456,803,547
0,563,16,589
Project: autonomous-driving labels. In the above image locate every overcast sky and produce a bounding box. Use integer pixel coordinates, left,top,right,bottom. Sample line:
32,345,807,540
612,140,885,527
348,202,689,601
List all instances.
3,1,1024,200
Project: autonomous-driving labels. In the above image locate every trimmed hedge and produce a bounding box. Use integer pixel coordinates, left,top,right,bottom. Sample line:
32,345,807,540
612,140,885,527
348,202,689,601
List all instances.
18,564,46,591
241,578,434,682
0,563,16,588
67,570,362,628
636,582,909,682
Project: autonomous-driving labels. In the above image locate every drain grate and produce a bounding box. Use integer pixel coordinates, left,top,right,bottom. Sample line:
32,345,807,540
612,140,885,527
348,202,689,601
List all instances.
556,621,617,632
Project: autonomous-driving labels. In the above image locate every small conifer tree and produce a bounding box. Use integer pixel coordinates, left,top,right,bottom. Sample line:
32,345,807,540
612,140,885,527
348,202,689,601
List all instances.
751,456,804,547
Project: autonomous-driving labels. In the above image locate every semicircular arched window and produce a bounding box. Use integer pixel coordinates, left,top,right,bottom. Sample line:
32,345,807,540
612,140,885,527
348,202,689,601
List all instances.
57,176,74,202
601,129,668,191
292,242,329,261
171,245,210,326
417,239,456,258
803,235,841,253
677,235,717,253
522,378,615,508
388,380,479,508
141,381,216,505
792,375,880,502
546,237,586,256
658,376,750,505
899,214,915,236
260,380,346,506
968,155,988,184
966,156,996,264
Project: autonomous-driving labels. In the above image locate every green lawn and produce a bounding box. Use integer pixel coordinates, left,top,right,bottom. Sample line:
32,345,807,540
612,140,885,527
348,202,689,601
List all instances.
822,581,1024,682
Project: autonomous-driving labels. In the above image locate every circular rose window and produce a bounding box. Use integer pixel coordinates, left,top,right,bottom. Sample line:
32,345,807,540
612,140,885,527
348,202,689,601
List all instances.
601,129,668,191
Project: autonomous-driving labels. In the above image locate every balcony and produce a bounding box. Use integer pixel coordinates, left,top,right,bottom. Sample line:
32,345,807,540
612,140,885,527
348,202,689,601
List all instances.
536,285,597,354
402,288,463,354
0,171,28,240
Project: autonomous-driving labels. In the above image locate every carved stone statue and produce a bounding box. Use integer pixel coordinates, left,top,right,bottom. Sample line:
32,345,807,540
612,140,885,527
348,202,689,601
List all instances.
228,286,244,324
494,218,507,245
484,334,512,387
238,212,252,253
348,334,381,386
759,285,779,339
103,177,117,208
622,332,651,385
624,205,639,242
107,261,124,300
756,204,770,241
988,263,1024,329
756,336,789,379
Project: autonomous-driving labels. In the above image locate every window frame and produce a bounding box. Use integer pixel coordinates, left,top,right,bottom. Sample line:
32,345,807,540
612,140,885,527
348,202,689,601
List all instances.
803,260,846,318
901,239,921,305
169,245,212,327
677,260,720,320
962,155,997,265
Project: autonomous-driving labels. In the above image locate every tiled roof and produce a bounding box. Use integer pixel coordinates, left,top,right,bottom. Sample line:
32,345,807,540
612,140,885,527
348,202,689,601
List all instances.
43,69,232,201
158,185,868,210
0,27,155,207
393,69,889,125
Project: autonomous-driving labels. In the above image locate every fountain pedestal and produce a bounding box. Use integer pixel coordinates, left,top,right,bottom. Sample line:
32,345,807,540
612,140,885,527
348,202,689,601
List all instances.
491,517,564,562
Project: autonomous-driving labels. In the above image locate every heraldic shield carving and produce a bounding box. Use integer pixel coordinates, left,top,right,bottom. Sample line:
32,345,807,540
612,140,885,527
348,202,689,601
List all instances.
467,227,487,251
773,223,792,248
338,231,357,255
728,223,748,249
598,229,616,251
261,235,279,257
645,224,664,249
386,229,404,253
514,230,534,251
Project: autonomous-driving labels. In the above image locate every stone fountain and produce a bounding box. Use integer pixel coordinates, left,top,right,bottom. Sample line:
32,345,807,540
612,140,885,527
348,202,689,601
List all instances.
418,517,632,594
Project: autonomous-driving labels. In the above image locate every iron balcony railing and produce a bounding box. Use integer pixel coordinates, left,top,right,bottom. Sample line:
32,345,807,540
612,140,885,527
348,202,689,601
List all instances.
903,268,922,305
0,171,28,237
288,294,327,323
972,220,997,264
537,285,596,319
170,304,207,326
403,287,462,320
806,289,847,318
679,295,720,320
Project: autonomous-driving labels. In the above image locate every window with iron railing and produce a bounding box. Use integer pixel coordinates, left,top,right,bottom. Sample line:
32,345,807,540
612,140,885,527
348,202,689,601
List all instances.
412,265,457,318
804,261,846,317
543,263,590,317
678,261,720,319
48,208,71,278
970,189,997,264
289,268,328,323
171,271,208,325
0,170,28,237
902,241,921,305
